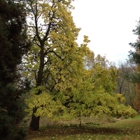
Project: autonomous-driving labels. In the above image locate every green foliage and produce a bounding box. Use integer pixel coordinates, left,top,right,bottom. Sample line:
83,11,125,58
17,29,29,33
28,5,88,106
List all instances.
0,84,27,140
0,0,29,139
113,104,137,119
129,20,140,111
92,55,118,93
129,20,140,64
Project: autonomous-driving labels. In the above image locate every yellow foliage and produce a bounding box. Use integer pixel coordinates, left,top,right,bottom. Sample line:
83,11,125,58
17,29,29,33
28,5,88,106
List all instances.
116,93,125,103
25,87,65,118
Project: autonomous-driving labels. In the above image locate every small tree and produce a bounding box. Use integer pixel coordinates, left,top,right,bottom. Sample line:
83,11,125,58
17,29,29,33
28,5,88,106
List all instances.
57,54,137,126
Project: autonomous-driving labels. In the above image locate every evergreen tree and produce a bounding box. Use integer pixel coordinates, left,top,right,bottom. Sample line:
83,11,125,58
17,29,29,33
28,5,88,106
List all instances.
0,0,29,139
129,19,140,111
129,20,140,64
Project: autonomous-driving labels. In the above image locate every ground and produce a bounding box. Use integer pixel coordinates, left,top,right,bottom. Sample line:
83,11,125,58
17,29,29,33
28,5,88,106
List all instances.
25,115,140,140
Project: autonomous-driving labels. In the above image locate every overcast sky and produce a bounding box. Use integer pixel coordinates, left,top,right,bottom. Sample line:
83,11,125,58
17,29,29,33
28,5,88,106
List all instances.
72,0,140,63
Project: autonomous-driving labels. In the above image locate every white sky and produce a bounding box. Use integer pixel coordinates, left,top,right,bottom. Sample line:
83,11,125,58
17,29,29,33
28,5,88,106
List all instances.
72,0,140,63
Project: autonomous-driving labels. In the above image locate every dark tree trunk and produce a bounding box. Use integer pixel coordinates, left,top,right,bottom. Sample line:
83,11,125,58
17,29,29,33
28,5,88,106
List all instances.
29,107,40,131
79,112,82,127
29,115,40,131
29,46,44,131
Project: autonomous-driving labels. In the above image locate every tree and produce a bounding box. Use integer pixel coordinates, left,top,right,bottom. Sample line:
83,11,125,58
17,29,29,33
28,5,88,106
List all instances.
0,0,29,139
59,54,137,126
23,0,85,131
116,61,136,107
89,56,137,119
129,19,140,64
129,19,140,111
92,55,118,93
132,65,140,111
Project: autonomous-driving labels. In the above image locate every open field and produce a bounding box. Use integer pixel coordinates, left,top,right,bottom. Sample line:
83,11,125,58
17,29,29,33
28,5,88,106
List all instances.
26,115,140,140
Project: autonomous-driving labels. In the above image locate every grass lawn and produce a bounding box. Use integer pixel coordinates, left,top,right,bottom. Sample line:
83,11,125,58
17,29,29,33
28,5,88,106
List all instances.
25,116,140,140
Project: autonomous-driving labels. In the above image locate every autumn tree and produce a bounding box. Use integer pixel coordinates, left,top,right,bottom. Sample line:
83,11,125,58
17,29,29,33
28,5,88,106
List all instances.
60,54,137,126
89,55,137,119
23,0,87,131
25,35,106,127
0,0,29,139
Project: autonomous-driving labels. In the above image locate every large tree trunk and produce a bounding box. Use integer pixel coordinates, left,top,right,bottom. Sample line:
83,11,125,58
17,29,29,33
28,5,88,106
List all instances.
29,47,44,131
29,107,40,131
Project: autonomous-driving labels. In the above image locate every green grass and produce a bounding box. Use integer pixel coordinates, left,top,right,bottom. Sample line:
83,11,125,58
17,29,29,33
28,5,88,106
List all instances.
25,115,140,140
